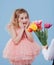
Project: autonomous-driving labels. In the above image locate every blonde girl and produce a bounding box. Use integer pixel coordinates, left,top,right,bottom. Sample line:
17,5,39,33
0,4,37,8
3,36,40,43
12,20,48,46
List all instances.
3,8,40,65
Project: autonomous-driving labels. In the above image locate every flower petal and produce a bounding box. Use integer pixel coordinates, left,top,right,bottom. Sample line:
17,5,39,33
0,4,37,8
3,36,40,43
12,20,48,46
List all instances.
44,23,52,28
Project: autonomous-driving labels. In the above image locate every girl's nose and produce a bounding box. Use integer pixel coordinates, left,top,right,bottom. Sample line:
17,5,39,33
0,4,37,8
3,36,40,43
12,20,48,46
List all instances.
23,19,27,22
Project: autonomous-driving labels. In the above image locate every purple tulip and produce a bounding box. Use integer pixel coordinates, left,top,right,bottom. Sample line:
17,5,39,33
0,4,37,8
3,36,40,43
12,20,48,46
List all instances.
44,23,52,28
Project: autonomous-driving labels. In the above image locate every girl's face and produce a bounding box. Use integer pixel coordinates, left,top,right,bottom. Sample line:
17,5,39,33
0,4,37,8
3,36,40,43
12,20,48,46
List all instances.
18,13,29,25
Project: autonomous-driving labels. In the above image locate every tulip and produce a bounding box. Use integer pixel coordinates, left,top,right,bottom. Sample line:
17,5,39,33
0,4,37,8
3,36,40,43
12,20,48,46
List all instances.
27,22,38,32
27,28,33,32
34,20,42,30
27,20,52,46
44,23,52,28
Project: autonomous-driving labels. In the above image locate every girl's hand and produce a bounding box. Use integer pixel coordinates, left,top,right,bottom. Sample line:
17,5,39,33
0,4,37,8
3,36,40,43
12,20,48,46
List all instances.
25,28,34,42
13,28,24,45
19,22,24,28
25,22,30,29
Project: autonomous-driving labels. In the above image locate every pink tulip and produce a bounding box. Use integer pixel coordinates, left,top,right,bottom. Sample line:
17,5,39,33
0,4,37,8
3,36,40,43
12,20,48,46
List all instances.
34,20,42,25
44,23,52,28
34,20,42,30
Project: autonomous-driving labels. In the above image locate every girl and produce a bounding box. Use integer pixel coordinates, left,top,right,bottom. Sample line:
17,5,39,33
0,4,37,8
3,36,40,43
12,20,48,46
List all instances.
42,39,54,65
3,8,40,65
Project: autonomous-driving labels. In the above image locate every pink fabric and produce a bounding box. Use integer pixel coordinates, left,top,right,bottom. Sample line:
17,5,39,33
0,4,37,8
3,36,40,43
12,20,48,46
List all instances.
3,29,40,63
10,60,33,65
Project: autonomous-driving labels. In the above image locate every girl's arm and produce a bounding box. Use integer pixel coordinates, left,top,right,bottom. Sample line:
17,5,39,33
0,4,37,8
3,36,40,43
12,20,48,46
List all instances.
25,29,34,42
7,24,24,45
7,24,17,39
13,28,24,44
24,21,34,42
14,22,25,44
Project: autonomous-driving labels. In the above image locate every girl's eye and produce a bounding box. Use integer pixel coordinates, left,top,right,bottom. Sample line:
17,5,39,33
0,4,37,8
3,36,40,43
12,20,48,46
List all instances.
25,17,28,19
21,17,23,20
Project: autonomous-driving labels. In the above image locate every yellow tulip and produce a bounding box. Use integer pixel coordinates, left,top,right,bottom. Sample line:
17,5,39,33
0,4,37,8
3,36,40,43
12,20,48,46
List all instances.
28,22,38,31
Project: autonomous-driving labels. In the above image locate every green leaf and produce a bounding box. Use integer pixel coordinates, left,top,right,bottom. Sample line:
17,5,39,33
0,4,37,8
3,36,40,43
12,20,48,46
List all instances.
34,30,47,46
44,28,48,40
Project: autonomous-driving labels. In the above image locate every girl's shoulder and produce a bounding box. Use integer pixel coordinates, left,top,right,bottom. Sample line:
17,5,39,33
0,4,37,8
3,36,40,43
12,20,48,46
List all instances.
7,23,14,30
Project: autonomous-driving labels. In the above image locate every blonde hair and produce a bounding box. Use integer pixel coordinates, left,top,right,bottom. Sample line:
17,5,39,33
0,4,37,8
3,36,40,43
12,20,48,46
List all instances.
10,8,29,28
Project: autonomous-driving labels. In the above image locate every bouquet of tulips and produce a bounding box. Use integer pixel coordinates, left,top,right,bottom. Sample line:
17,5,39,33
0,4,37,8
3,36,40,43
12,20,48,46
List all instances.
27,20,52,46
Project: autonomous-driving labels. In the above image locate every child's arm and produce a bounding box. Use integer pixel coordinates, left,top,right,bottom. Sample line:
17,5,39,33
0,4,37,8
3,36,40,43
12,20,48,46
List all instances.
24,22,34,42
13,28,24,44
7,24,24,45
25,29,34,42
7,24,17,39
13,22,24,44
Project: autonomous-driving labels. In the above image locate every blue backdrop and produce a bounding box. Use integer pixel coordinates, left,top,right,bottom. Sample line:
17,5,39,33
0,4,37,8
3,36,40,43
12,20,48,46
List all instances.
0,0,54,65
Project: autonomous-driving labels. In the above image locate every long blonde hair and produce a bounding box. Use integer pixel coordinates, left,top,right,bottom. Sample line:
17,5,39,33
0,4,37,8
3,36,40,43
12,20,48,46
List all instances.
10,8,29,28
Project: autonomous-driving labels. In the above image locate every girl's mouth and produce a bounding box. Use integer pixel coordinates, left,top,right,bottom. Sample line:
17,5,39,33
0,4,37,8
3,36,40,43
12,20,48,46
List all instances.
23,22,27,24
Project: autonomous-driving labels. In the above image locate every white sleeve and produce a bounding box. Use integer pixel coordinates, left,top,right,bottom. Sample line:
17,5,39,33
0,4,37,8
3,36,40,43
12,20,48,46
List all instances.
42,48,49,60
42,39,54,60
47,39,54,60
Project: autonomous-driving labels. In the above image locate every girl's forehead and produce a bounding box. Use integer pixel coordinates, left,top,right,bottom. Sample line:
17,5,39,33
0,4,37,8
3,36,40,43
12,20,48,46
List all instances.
19,13,27,17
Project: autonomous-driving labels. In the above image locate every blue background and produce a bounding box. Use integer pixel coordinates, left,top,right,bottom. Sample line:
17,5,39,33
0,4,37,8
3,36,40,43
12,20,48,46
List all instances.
0,0,54,65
